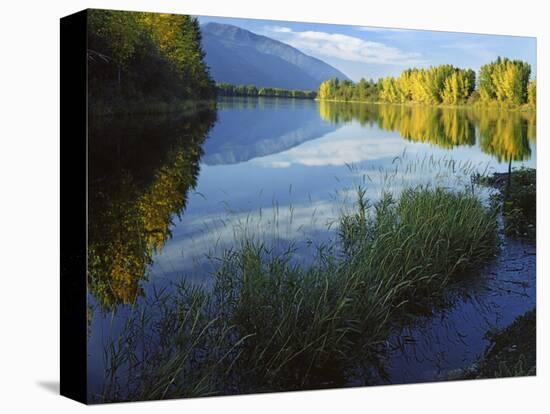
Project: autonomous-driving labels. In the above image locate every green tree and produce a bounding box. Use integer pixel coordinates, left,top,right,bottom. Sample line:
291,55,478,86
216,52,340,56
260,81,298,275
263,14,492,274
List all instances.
441,69,475,105
527,79,536,106
88,10,142,84
478,57,531,105
88,10,216,113
316,59,531,109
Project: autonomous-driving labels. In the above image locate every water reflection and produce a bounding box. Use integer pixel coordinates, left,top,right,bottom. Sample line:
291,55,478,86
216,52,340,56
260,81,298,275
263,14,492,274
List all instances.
87,100,536,310
474,108,535,162
88,110,216,309
381,238,536,384
149,100,537,286
318,101,535,161
87,98,536,397
202,97,338,165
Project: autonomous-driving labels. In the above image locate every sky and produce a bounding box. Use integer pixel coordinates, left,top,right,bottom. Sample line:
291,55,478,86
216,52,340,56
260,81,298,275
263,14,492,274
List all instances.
197,15,536,81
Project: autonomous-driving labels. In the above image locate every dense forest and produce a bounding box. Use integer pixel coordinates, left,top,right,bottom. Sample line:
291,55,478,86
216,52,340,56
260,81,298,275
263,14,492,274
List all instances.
216,83,317,99
88,10,216,114
318,58,536,108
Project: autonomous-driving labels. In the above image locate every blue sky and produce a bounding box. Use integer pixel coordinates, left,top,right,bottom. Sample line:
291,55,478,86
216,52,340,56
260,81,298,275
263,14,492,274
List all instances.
197,15,536,81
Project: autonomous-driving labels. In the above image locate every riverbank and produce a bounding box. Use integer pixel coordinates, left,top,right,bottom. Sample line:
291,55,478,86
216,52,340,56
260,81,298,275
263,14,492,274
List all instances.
89,98,217,117
465,309,536,379
475,168,536,239
315,98,536,112
90,95,537,117
454,168,537,380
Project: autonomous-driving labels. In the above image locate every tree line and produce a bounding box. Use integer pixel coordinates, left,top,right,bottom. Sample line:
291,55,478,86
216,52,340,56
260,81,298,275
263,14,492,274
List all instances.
318,78,379,102
88,10,216,113
216,83,317,99
318,57,536,107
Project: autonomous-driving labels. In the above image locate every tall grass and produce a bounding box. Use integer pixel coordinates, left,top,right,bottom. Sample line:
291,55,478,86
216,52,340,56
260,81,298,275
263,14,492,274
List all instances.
98,183,498,401
340,186,498,303
98,285,240,402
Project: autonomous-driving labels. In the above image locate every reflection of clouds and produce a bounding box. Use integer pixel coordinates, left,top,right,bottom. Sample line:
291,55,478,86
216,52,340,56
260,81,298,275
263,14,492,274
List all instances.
252,126,418,168
151,199,339,278
149,147,502,284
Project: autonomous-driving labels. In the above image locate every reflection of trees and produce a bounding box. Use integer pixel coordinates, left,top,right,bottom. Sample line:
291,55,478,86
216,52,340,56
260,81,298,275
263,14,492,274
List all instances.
317,101,535,160
88,109,216,310
472,109,535,162
378,105,476,148
217,96,310,111
318,100,378,126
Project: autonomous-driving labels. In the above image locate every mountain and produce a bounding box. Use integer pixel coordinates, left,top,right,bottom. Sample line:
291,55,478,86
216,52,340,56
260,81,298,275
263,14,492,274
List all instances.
200,23,351,90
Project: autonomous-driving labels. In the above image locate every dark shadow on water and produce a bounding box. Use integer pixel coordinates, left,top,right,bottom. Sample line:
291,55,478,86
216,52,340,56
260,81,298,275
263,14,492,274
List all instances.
36,381,59,395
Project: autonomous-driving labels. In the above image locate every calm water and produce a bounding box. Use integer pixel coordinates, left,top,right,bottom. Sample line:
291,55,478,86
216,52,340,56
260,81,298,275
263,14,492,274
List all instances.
87,98,536,397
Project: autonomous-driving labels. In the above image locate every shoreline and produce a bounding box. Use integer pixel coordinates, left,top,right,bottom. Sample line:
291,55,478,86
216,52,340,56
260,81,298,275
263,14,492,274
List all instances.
88,96,536,115
462,308,536,379
315,98,536,112
89,98,217,117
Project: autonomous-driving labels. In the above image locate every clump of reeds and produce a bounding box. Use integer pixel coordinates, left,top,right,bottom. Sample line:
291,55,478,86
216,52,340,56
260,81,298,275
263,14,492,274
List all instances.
340,185,498,302
97,284,247,402
98,183,498,401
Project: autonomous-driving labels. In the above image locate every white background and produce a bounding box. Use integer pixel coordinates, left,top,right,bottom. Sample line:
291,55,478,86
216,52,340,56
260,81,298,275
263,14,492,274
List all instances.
0,0,547,412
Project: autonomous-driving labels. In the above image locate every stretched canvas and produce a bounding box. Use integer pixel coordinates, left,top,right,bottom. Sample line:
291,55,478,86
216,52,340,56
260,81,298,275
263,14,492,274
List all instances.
60,8,537,404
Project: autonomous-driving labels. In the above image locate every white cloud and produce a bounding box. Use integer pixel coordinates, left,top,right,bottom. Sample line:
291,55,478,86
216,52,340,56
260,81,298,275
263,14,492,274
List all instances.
270,26,292,33
265,26,423,65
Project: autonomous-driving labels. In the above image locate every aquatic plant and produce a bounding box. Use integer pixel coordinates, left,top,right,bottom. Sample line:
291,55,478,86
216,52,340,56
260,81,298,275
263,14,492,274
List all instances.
98,181,498,401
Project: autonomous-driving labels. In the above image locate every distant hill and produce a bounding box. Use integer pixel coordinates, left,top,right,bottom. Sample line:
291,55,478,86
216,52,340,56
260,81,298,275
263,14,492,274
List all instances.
201,23,350,90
